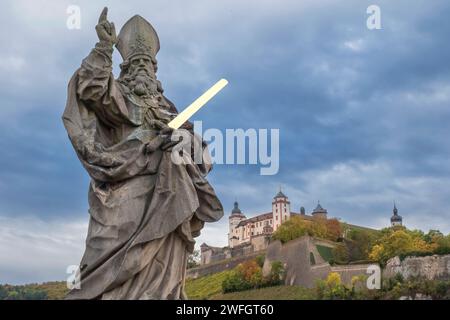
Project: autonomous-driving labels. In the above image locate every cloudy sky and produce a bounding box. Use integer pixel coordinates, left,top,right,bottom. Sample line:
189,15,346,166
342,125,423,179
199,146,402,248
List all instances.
0,0,449,284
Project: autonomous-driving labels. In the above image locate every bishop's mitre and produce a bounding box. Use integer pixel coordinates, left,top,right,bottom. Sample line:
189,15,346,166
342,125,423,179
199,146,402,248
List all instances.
116,15,160,60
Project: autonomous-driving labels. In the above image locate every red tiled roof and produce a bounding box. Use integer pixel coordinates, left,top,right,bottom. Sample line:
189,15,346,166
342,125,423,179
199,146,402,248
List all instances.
237,212,272,227
236,212,318,227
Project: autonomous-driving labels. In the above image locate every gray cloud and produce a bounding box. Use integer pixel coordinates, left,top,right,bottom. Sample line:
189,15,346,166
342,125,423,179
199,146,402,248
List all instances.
0,215,87,284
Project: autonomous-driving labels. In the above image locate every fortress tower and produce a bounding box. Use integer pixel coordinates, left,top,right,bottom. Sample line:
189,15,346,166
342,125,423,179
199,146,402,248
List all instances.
228,201,246,247
272,189,291,231
312,201,328,219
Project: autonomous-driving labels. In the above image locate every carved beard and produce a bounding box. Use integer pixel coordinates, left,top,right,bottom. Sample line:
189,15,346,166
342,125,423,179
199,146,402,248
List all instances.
124,67,159,96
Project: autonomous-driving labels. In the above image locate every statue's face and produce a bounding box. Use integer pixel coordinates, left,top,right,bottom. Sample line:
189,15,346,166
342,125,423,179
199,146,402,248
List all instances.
123,55,158,96
129,55,155,78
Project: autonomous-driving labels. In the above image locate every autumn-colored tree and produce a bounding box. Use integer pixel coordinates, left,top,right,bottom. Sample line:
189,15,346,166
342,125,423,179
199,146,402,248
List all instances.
325,218,342,241
369,229,435,264
310,217,329,239
236,260,263,286
272,216,310,243
315,272,352,299
222,258,284,293
272,216,342,243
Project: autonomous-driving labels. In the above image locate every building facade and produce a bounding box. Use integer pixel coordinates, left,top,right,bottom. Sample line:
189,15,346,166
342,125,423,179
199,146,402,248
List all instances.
228,191,330,248
200,190,329,265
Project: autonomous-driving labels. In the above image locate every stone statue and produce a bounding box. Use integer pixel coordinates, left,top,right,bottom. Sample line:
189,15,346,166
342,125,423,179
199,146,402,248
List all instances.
63,7,223,299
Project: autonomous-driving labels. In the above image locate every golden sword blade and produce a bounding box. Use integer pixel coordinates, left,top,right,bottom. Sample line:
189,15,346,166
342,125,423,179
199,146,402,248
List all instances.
168,79,228,129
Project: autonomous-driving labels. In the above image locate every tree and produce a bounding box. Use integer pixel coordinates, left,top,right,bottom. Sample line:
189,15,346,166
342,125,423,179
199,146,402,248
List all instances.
332,244,350,263
255,254,265,268
221,258,285,293
345,229,377,261
222,259,263,293
272,216,309,243
187,250,200,269
423,229,450,252
315,272,351,300
309,217,328,239
237,260,263,287
0,286,7,300
369,229,434,264
265,261,285,286
424,230,444,243
272,216,342,243
325,219,342,241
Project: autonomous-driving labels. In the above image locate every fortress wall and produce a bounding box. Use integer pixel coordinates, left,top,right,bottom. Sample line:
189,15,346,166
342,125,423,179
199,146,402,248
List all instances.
308,264,333,286
187,250,266,279
384,254,450,280
196,238,450,289
264,236,374,288
263,236,335,288
331,264,375,286
251,235,271,251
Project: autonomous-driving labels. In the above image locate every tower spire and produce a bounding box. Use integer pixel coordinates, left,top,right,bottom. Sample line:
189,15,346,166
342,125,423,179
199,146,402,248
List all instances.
231,200,242,214
390,201,402,226
274,186,287,199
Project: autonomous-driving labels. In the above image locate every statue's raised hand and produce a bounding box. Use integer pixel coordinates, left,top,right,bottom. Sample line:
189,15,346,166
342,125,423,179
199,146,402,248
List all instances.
96,7,117,45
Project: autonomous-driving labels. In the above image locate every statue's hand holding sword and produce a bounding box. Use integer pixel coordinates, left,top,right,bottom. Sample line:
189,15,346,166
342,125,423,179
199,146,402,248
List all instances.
145,79,228,153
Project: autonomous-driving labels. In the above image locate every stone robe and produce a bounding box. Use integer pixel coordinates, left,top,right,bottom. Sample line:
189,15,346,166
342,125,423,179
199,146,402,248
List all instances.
63,43,223,299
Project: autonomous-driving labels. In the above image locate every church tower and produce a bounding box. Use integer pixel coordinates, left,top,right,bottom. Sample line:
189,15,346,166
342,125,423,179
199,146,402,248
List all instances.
272,189,291,231
228,201,245,247
390,203,403,227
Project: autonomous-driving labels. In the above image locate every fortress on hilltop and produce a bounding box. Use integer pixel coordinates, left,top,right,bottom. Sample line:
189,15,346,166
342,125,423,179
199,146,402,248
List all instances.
200,189,402,265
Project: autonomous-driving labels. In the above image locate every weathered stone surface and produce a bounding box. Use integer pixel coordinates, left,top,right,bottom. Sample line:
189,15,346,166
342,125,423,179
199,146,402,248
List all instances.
263,236,333,288
263,236,376,288
63,7,223,300
384,254,450,280
399,293,432,300
187,251,265,279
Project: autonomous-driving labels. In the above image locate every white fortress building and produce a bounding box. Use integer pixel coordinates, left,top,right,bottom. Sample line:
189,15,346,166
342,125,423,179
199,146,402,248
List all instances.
228,190,328,249
200,190,329,265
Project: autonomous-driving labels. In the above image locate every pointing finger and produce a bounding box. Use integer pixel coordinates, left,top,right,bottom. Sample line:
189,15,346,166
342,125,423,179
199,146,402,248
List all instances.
98,7,108,23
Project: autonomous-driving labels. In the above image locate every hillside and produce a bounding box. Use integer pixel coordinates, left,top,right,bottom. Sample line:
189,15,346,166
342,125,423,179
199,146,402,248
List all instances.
341,222,381,236
185,270,232,300
184,271,315,300
210,285,315,300
0,281,68,300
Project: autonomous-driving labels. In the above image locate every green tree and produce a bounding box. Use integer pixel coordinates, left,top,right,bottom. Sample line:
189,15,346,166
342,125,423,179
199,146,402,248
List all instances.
346,229,377,261
265,261,285,286
0,286,7,300
255,254,265,268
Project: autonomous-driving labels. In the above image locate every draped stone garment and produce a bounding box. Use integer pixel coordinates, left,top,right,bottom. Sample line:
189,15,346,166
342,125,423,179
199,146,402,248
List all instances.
62,59,223,299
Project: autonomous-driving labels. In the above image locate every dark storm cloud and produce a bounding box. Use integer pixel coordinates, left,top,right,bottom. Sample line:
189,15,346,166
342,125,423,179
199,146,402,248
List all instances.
0,0,449,217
